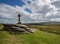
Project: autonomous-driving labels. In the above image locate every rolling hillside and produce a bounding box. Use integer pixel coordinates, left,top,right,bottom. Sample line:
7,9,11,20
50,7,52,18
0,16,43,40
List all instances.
0,24,60,44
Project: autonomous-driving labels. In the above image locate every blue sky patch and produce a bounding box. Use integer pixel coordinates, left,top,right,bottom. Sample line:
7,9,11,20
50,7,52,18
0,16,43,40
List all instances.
27,1,31,4
0,0,25,7
25,8,32,14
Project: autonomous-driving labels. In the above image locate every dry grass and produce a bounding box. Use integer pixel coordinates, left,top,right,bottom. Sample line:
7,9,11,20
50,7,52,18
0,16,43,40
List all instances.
28,25,60,34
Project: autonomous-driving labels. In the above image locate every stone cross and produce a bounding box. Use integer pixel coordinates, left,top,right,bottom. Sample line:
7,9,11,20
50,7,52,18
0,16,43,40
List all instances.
17,14,21,24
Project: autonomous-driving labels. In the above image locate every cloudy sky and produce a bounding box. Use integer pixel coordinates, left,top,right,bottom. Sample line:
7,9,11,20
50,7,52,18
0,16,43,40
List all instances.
0,0,60,24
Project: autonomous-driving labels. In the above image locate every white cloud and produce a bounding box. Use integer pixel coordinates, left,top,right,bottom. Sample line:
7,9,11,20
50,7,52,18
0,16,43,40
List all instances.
0,3,36,23
51,18,60,21
0,0,60,24
22,0,60,22
23,0,55,16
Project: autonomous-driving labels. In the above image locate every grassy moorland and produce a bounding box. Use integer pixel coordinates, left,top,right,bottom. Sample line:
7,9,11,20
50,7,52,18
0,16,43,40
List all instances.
28,25,60,34
0,24,60,44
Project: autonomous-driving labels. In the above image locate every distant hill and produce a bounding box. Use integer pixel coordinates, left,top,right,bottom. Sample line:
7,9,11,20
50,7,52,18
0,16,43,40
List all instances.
23,21,60,25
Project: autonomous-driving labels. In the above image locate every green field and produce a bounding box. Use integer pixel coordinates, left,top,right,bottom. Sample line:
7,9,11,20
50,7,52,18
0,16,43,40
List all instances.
0,24,60,44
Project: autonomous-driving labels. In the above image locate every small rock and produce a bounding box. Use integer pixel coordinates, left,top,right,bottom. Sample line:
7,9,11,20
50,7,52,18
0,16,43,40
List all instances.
25,28,36,33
